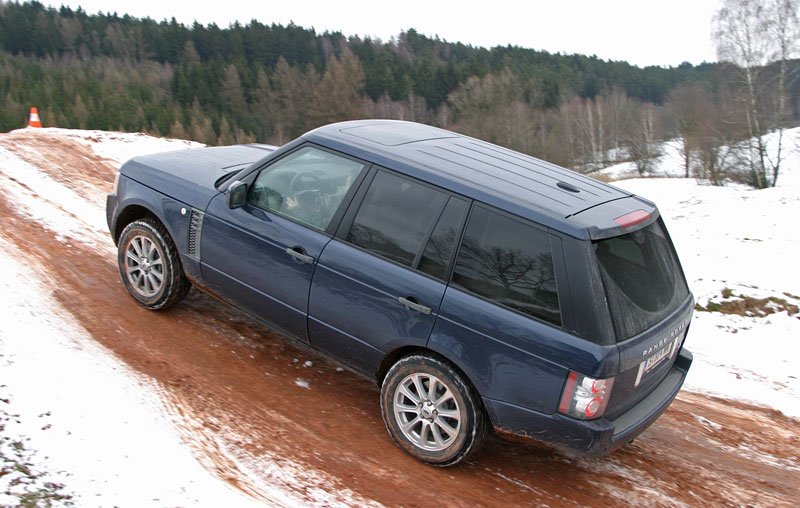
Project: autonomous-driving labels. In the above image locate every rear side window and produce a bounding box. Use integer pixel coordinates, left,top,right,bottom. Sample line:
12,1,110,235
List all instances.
346,171,448,267
452,206,561,326
596,219,689,340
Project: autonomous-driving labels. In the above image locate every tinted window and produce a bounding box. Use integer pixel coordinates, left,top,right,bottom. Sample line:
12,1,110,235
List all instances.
249,146,365,230
596,219,689,340
418,198,468,280
347,171,447,267
452,207,561,326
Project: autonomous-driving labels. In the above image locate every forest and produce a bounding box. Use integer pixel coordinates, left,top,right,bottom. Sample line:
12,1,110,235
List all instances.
0,0,797,187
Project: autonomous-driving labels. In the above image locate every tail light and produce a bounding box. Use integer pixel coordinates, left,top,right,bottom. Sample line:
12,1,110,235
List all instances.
558,371,615,420
613,209,651,228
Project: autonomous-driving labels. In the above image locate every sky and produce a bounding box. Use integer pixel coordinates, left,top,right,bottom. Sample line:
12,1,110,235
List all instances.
39,0,721,68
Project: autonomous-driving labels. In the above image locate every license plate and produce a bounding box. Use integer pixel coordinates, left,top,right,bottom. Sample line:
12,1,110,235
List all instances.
634,337,681,387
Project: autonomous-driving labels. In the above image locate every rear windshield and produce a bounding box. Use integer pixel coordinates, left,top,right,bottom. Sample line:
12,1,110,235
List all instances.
595,219,689,341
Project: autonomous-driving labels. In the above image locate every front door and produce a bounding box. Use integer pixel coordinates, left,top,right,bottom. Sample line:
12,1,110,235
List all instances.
200,145,368,340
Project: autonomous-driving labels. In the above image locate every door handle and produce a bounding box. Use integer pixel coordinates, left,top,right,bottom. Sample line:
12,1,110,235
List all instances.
398,296,432,315
285,247,314,264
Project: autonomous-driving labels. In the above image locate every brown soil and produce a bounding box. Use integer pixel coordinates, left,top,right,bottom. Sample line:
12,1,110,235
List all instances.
1,129,798,507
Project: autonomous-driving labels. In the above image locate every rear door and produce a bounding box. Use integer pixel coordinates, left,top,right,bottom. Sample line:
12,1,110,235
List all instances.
308,169,468,373
200,146,368,340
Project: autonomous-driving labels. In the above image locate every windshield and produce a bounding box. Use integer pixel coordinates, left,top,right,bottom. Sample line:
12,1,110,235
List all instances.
595,219,689,341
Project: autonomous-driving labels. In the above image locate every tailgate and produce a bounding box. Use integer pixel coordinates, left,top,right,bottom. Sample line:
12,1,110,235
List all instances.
584,208,694,418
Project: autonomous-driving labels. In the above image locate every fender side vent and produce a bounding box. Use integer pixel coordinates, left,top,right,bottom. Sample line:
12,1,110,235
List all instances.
187,209,205,259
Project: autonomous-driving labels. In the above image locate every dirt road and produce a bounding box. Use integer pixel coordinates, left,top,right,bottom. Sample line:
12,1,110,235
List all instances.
1,130,798,507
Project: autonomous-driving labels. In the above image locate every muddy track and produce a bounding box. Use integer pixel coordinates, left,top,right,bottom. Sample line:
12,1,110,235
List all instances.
1,130,798,506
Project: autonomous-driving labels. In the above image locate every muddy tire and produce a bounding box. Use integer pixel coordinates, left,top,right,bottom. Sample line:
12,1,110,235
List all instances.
380,355,489,466
117,218,190,310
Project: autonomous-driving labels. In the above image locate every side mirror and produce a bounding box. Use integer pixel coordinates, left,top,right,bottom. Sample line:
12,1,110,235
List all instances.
226,180,248,209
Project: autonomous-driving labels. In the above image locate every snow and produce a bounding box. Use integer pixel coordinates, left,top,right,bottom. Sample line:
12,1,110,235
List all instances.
37,128,204,166
0,237,262,507
682,311,800,418
692,414,723,431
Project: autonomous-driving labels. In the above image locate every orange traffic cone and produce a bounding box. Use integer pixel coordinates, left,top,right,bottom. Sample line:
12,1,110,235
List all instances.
27,107,42,128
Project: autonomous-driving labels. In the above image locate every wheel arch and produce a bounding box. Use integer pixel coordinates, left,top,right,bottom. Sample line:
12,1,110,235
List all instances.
113,204,163,244
377,346,487,413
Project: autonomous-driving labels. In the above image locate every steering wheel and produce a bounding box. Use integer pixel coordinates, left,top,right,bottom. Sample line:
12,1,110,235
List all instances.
289,172,321,193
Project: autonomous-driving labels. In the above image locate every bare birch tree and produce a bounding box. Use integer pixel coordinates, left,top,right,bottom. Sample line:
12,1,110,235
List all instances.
666,83,709,178
627,103,663,176
713,0,799,187
767,0,799,185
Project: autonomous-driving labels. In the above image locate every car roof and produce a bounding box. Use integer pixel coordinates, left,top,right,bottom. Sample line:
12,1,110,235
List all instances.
303,120,632,239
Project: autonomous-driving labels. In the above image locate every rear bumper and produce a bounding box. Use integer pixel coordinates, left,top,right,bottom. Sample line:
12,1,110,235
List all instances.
485,348,693,456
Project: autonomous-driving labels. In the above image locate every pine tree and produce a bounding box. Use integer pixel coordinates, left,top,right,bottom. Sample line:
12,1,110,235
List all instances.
221,63,244,115
168,119,189,140
311,47,365,126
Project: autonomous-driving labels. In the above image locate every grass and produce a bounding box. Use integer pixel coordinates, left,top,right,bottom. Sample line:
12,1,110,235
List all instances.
695,288,800,317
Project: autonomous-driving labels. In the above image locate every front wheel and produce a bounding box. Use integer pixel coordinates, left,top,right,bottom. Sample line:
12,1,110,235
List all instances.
117,218,190,310
380,355,489,466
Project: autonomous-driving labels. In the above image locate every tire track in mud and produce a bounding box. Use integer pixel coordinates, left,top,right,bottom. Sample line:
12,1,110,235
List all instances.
1,132,798,506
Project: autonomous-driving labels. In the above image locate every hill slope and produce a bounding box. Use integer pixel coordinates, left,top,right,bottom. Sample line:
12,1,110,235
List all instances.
0,127,798,506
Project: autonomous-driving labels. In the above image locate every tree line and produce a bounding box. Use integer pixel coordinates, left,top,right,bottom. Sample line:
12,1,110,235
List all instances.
0,0,797,187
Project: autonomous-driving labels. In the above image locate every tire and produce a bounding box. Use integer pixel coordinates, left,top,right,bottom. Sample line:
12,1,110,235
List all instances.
380,354,489,466
117,218,190,310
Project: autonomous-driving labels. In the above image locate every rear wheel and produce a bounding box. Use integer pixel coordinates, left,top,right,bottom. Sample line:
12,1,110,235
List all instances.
380,355,488,466
117,218,190,310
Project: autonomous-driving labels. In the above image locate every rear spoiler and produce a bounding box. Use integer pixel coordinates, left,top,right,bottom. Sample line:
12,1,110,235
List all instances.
568,196,659,240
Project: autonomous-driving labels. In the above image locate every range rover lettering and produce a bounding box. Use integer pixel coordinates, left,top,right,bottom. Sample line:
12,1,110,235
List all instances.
106,120,693,466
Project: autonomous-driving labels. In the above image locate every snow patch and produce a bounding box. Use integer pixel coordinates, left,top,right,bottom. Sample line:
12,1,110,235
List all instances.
682,312,800,418
691,414,723,431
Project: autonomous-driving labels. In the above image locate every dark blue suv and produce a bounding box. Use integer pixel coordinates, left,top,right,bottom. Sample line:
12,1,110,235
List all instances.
106,120,693,466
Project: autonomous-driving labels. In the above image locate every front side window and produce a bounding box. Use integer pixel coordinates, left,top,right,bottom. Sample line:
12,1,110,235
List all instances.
452,207,561,326
346,171,448,267
249,146,366,230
